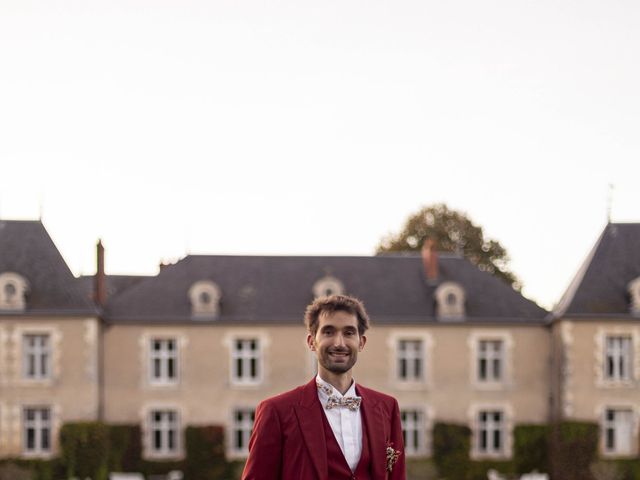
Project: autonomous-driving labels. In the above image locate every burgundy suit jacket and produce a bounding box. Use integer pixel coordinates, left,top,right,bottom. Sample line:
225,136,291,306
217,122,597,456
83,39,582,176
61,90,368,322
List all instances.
241,379,406,480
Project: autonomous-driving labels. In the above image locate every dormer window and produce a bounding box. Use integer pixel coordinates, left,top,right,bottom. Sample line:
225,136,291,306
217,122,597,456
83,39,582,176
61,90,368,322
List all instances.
435,281,465,320
0,272,29,311
446,292,457,306
628,277,640,316
188,280,221,318
312,275,345,298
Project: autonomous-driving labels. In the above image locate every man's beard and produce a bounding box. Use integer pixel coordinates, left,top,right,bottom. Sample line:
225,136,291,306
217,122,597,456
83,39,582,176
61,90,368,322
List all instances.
318,347,357,374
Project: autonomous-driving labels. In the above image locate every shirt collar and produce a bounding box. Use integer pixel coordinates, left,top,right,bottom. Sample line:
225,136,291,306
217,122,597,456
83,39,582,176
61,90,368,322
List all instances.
315,374,357,404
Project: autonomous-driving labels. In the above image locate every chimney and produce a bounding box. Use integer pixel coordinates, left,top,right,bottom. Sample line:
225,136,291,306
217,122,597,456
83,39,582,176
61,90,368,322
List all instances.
94,239,107,307
421,238,438,283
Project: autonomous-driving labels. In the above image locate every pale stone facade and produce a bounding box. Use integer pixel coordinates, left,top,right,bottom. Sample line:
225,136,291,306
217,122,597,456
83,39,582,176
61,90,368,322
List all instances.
0,316,100,458
552,320,640,457
552,223,640,458
99,322,549,460
2,219,639,465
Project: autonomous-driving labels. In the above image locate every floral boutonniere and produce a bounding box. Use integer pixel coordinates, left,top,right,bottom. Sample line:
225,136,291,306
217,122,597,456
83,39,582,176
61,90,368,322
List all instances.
385,441,401,473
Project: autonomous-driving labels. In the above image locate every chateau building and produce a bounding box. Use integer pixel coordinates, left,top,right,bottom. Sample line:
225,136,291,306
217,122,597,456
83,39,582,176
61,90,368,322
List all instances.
0,219,638,463
552,222,640,458
0,221,98,458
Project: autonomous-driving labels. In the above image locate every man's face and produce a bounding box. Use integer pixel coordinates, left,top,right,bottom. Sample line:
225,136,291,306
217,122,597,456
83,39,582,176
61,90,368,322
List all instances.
307,310,367,375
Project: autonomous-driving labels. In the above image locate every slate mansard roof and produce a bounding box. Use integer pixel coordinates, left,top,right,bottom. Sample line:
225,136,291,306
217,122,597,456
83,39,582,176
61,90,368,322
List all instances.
0,220,96,315
105,253,547,325
77,274,150,303
555,222,640,318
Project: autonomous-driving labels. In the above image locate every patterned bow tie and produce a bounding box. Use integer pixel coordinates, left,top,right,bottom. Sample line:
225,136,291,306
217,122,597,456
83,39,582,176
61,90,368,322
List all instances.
326,395,362,411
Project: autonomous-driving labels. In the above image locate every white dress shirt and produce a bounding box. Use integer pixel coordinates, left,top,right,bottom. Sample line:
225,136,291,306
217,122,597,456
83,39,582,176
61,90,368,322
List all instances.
316,374,363,472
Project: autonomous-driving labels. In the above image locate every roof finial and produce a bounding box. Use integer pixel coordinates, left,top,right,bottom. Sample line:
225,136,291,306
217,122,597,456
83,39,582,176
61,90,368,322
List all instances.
184,223,191,255
38,190,44,221
607,183,614,223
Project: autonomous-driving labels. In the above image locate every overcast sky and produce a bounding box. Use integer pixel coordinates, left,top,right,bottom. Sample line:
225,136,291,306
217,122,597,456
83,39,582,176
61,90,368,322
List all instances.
1,0,638,309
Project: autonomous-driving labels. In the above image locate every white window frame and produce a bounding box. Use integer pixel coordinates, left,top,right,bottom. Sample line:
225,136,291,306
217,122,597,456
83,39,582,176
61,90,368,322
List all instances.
229,408,255,458
434,281,465,320
595,328,640,388
23,407,52,456
401,409,427,456
469,331,513,390
604,336,632,382
312,275,345,298
397,339,424,382
22,334,51,380
149,338,179,385
148,409,181,458
231,338,261,385
476,410,504,457
477,339,504,383
469,403,513,459
387,331,432,389
601,406,637,457
188,280,221,317
0,272,29,310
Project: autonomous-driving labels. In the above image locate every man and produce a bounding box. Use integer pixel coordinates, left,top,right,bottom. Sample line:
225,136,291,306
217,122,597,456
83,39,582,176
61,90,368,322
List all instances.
242,295,405,480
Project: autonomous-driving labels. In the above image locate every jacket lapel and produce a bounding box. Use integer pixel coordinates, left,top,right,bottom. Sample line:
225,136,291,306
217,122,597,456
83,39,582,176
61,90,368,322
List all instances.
294,379,328,480
359,387,387,480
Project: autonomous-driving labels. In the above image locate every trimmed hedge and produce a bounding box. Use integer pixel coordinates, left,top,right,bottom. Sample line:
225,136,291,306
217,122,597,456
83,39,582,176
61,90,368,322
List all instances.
60,422,110,480
549,421,599,480
607,459,640,480
433,422,545,480
183,425,228,480
58,423,233,479
513,424,549,475
0,458,64,480
108,424,142,473
432,422,472,479
8,419,640,480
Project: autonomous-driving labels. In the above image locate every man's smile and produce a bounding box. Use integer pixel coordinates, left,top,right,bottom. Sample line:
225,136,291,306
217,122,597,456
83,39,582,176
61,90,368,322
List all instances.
308,310,366,375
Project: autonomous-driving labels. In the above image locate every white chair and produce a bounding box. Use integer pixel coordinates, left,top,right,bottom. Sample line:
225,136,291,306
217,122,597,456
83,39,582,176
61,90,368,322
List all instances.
487,469,507,480
520,473,549,480
109,474,145,480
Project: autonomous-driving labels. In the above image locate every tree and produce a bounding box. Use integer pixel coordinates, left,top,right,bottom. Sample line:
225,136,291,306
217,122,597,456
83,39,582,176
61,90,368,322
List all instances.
376,203,521,289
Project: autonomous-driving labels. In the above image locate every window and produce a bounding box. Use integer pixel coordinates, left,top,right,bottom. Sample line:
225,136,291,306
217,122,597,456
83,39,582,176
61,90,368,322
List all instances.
149,410,180,457
232,339,261,384
605,336,632,381
312,275,345,298
604,408,634,456
23,334,50,380
23,407,51,455
150,338,178,384
628,277,640,315
476,410,504,456
0,272,29,310
478,340,503,382
397,340,424,381
401,410,425,455
434,282,465,319
232,409,255,456
188,280,221,317
446,292,457,306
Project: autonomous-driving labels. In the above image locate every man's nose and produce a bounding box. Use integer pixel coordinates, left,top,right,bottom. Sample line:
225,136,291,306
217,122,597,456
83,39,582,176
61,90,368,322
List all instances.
333,332,346,346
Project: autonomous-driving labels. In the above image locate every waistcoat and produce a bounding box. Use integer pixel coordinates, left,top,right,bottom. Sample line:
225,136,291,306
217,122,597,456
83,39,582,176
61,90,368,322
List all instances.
320,402,373,480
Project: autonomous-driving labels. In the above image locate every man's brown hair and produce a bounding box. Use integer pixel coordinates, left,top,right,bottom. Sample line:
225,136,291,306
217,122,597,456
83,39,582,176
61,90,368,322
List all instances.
304,294,371,337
